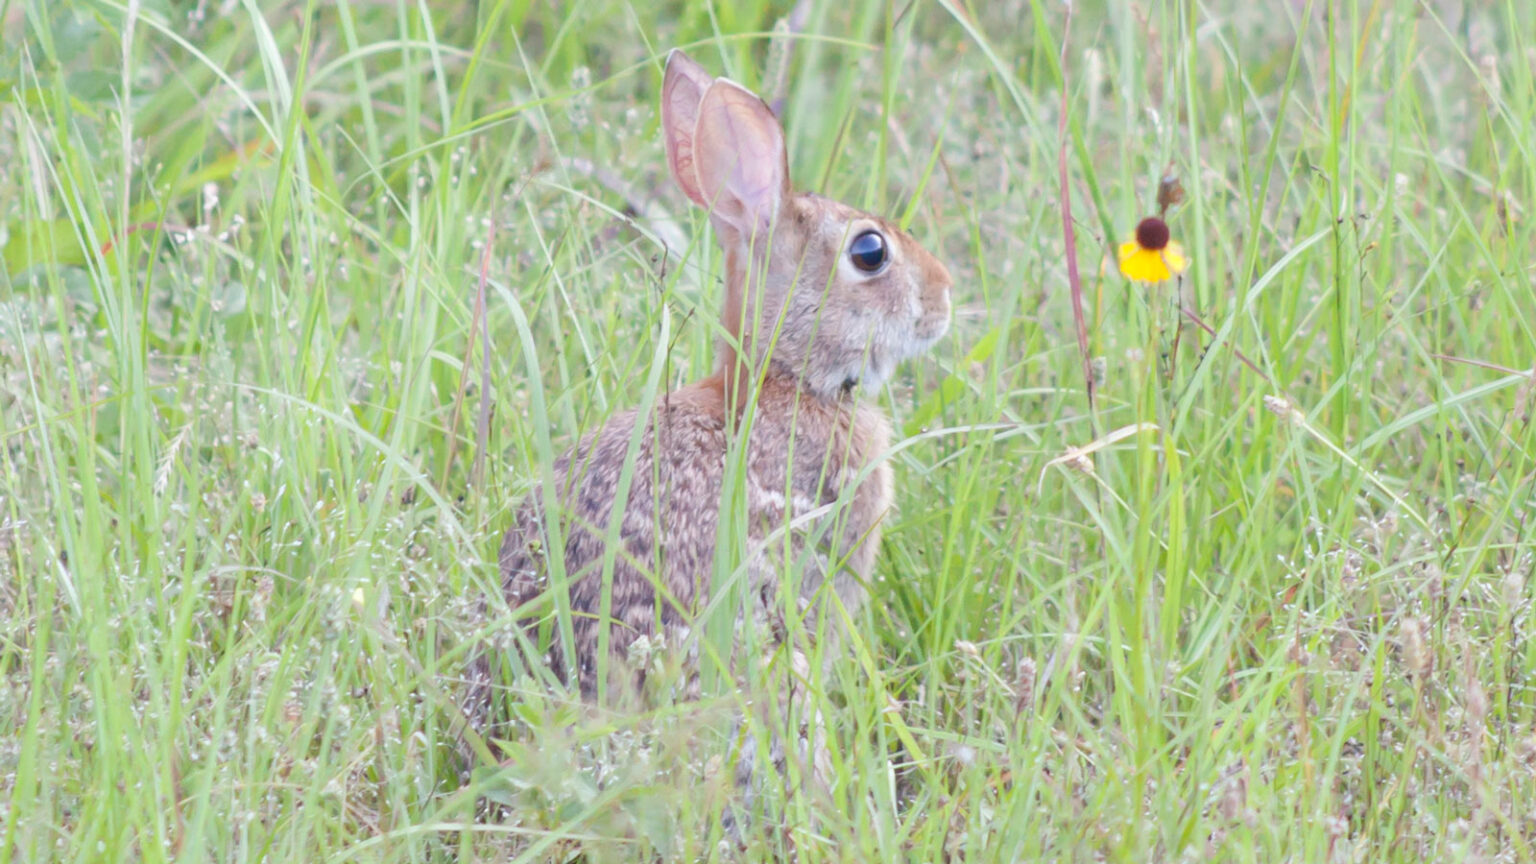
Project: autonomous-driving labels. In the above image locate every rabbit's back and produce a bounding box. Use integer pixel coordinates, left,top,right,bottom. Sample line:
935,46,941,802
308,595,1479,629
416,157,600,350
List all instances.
485,376,889,696
497,380,731,693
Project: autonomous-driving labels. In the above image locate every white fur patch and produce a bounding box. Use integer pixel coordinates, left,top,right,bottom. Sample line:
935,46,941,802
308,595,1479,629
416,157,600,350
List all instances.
748,478,820,518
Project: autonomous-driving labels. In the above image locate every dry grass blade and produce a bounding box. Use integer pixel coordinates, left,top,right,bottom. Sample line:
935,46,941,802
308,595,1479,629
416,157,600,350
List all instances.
1180,306,1271,384
1037,421,1160,495
1055,4,1092,410
471,218,496,489
1427,353,1527,376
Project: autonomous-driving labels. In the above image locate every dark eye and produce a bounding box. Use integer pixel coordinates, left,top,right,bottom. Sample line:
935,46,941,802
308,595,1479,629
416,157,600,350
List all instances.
848,230,888,273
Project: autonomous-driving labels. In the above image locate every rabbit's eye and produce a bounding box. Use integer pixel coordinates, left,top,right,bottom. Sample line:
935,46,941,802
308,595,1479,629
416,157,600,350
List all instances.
848,231,888,273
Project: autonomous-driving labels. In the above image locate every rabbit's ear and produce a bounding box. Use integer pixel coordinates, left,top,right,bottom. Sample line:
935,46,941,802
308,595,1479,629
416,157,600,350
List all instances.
692,78,789,243
662,50,714,207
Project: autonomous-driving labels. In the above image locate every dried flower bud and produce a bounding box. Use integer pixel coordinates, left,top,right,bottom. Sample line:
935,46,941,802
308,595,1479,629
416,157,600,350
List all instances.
1014,656,1037,717
1264,394,1304,424
1156,164,1185,215
1399,617,1431,677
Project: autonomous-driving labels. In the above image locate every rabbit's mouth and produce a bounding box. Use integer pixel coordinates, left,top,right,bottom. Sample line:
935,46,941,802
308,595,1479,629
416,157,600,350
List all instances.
845,328,934,393
794,310,950,398
897,309,950,364
912,314,950,350
851,314,949,390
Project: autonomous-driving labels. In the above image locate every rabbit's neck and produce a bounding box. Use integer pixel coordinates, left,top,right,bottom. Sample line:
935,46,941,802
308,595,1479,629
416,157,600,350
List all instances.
749,372,883,437
711,349,864,418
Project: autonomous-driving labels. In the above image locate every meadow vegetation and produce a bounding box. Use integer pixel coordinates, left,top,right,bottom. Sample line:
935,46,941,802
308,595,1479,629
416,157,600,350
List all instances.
2,0,1535,860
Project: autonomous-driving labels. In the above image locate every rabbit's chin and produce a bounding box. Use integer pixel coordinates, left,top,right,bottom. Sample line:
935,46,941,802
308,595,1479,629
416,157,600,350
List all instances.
828,328,948,396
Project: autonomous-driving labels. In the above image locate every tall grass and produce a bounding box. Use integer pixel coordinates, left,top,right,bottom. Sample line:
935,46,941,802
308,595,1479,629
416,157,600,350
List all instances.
2,0,1534,861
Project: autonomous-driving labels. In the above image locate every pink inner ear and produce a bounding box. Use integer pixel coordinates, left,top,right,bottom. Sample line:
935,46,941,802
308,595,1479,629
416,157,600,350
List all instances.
662,52,714,207
691,80,788,241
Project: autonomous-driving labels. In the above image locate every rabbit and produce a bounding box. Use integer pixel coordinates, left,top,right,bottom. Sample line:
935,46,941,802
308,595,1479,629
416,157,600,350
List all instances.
462,49,952,778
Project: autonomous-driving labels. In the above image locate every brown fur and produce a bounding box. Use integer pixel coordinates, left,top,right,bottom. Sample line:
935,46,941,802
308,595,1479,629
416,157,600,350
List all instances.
462,51,951,756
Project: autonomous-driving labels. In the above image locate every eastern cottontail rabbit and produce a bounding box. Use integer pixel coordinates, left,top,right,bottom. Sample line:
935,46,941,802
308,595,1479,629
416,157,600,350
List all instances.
463,49,951,754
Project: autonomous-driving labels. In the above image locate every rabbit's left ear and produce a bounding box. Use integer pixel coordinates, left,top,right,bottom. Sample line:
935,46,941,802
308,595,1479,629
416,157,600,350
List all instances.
691,78,790,244
661,49,715,208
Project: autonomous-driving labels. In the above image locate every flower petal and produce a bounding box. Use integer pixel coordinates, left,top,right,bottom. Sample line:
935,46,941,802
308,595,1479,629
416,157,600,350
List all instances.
1162,241,1188,275
1119,246,1171,283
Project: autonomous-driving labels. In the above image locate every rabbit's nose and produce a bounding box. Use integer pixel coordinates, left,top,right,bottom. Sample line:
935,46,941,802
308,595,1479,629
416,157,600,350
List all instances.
918,253,953,313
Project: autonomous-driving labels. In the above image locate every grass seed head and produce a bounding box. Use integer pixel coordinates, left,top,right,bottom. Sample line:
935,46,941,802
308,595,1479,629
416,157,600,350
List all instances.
1399,617,1432,678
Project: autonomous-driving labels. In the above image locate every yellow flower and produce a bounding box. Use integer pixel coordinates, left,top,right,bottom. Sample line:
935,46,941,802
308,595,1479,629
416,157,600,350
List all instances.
1117,216,1187,283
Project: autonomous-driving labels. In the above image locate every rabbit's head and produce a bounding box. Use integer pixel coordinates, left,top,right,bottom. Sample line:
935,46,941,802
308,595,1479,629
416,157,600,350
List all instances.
662,50,951,401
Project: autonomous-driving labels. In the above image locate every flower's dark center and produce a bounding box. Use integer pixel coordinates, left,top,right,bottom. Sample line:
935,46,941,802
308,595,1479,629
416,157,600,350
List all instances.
1135,217,1171,251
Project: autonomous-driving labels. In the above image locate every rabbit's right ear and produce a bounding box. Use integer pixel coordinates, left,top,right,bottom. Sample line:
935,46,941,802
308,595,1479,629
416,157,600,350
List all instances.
691,79,789,244
662,50,714,207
